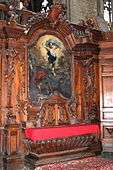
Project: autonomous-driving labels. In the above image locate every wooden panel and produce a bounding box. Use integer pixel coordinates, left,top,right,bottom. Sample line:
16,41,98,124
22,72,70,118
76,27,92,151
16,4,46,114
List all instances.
0,52,1,107
99,38,113,156
10,131,18,154
1,125,22,157
103,112,113,120
102,76,113,108
101,124,113,139
0,129,1,153
102,65,113,74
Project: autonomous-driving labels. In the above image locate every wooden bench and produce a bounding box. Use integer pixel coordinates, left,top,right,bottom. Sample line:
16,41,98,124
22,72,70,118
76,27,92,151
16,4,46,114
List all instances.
24,124,101,168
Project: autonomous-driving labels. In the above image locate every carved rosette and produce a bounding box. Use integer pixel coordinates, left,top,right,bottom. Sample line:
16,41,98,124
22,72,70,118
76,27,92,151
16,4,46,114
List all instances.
73,43,100,123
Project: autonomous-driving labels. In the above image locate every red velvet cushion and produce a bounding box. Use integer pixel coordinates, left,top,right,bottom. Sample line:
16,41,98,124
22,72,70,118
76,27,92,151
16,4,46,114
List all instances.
25,124,100,141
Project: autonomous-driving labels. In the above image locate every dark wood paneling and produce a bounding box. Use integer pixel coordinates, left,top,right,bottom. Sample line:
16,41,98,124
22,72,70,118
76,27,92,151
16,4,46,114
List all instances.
99,37,113,156
102,76,113,108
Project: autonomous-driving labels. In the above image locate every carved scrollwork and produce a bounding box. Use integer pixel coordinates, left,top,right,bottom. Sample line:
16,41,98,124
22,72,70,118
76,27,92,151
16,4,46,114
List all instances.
82,57,96,94
36,93,70,127
73,43,100,123
66,96,80,124
4,48,18,80
2,44,27,122
3,48,18,109
16,99,28,115
81,58,98,122
87,103,99,122
25,3,67,31
26,12,47,30
27,91,79,127
6,109,17,124
24,133,100,155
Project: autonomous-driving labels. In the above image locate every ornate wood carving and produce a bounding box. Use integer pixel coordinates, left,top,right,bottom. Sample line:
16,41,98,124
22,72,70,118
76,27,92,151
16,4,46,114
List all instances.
0,2,101,162
0,7,27,159
71,23,102,43
27,92,79,127
24,133,101,167
73,43,100,123
25,134,100,155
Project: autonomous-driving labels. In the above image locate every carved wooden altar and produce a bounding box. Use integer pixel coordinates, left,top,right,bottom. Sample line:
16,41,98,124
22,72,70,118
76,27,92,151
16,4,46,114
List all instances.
0,2,101,167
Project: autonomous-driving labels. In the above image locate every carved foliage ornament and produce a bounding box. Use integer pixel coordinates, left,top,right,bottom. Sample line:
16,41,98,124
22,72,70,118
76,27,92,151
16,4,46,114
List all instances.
26,3,66,30
73,43,99,123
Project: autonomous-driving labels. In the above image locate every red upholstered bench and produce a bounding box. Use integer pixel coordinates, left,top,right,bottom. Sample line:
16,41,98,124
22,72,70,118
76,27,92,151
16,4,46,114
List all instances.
25,124,100,141
24,124,101,166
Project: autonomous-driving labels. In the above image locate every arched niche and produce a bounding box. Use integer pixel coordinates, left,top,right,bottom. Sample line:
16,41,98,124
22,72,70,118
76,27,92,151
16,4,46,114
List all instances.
26,9,77,127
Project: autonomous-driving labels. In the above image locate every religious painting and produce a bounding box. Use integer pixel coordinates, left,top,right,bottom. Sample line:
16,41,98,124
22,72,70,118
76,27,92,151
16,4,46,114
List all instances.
29,35,72,104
